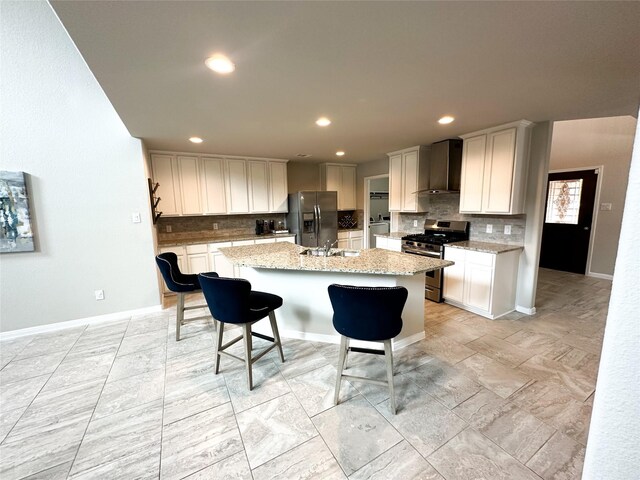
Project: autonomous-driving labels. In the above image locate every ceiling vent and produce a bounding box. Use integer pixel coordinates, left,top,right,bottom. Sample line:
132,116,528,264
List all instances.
295,153,312,158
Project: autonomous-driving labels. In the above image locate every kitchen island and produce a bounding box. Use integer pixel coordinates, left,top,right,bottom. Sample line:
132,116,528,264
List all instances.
219,242,452,350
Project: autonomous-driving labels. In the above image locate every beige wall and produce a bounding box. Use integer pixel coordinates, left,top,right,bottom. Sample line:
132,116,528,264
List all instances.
549,116,637,276
356,158,389,209
287,160,321,193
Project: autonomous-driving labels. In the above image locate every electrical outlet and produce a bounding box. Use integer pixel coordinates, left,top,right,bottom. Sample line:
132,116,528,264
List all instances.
94,290,105,301
213,223,219,230
486,224,493,234
600,203,612,211
131,212,141,224
413,220,418,227
165,225,172,233
504,225,512,235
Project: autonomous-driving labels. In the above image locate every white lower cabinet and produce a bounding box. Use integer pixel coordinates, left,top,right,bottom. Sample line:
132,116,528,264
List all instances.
185,244,209,275
208,242,234,278
338,230,363,249
376,236,402,252
443,247,521,319
275,235,296,243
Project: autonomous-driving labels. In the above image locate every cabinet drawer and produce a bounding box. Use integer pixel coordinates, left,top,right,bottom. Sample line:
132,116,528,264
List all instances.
466,250,495,267
232,240,254,246
255,238,275,244
348,230,363,239
338,231,349,239
209,241,232,252
185,244,208,254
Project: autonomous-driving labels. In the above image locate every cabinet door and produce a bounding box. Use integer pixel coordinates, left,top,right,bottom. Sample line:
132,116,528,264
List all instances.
210,252,236,278
177,156,202,214
443,248,465,303
464,263,493,312
151,154,181,215
349,237,363,249
484,128,517,214
186,253,209,274
338,239,349,249
387,238,402,252
225,159,249,213
324,164,341,194
269,162,288,212
460,135,487,213
388,154,403,211
201,157,226,214
340,166,356,210
402,150,418,212
248,161,270,213
375,236,388,249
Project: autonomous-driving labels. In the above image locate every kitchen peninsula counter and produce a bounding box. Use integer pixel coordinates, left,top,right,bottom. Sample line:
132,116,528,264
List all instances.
219,243,453,350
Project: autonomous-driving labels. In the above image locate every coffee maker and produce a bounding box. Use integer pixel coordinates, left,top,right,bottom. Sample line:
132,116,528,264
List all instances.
255,220,265,235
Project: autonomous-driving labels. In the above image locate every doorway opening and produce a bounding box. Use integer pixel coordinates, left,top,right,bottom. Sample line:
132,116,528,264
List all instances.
364,175,390,248
539,167,602,274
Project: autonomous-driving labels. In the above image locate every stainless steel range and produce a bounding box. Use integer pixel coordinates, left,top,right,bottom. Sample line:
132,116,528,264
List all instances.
401,219,469,302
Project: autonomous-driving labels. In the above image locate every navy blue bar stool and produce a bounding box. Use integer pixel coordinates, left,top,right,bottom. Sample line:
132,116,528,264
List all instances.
156,252,209,341
199,273,285,390
328,284,408,414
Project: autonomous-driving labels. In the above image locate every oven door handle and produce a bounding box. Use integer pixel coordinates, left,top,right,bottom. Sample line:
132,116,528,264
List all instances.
402,247,442,258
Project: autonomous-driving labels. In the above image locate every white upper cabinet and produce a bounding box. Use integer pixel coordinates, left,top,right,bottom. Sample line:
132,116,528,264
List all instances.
387,146,429,212
151,154,181,215
269,161,288,212
151,151,288,216
177,155,201,214
459,120,533,215
225,158,250,214
200,156,227,214
320,163,357,210
248,160,270,213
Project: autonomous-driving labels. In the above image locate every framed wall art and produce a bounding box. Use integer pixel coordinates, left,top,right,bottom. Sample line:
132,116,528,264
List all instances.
0,171,35,253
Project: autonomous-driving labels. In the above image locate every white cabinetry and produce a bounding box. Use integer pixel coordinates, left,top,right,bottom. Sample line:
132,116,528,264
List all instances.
375,236,402,252
151,151,288,216
320,163,357,210
459,120,533,215
269,161,288,212
151,155,181,215
387,146,429,212
200,156,227,214
337,230,363,249
443,247,521,319
185,244,209,274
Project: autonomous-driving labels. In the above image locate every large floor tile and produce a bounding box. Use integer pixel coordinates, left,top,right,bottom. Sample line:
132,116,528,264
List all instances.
0,373,49,410
287,363,357,417
313,395,402,476
22,461,72,480
466,334,535,368
118,329,167,356
93,369,165,420
182,451,251,479
526,431,585,480
252,436,346,480
457,353,531,398
69,400,163,477
420,334,475,365
70,446,160,480
13,330,81,360
375,379,467,458
224,359,291,414
166,331,214,359
237,392,317,469
349,440,443,480
273,340,329,380
161,403,243,480
108,345,166,381
452,387,506,422
427,428,540,480
404,358,482,408
0,406,26,443
42,348,117,392
0,351,66,385
126,314,169,336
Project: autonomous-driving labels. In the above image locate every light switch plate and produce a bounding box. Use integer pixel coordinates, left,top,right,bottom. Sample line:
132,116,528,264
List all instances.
131,212,141,223
504,225,512,235
94,290,104,300
486,224,493,234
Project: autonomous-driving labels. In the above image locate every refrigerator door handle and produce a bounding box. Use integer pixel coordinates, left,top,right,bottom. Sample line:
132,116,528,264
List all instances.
317,204,322,241
314,204,319,240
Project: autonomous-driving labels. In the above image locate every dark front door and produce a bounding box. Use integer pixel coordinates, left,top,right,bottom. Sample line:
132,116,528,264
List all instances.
539,169,598,274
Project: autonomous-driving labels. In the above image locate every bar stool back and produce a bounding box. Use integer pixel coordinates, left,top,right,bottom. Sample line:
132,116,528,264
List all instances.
328,284,408,414
199,273,285,390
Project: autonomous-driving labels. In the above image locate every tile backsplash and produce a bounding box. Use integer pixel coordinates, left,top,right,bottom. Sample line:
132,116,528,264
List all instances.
157,214,287,242
398,194,525,245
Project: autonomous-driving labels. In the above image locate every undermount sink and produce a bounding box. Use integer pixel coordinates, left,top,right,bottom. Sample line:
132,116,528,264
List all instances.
300,248,360,257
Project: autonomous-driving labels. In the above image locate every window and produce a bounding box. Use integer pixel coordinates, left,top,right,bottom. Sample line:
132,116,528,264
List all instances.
545,179,583,224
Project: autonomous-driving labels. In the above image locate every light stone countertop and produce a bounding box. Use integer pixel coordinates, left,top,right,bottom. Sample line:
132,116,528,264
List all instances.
219,242,453,276
446,241,524,254
158,233,295,247
373,231,409,240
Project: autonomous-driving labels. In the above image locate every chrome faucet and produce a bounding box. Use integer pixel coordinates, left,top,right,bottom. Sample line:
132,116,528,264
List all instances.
324,239,338,256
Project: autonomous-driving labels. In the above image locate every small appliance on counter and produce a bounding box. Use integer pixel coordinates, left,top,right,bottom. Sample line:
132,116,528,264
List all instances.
255,220,265,235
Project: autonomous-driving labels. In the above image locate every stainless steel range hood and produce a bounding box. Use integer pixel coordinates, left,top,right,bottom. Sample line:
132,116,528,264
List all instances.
413,139,463,195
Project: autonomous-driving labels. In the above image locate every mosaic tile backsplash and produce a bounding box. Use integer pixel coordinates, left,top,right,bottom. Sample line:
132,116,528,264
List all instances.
398,194,526,245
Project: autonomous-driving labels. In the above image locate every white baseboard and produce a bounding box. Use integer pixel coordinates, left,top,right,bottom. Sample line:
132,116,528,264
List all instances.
516,306,537,315
587,272,614,281
0,305,164,341
278,328,425,351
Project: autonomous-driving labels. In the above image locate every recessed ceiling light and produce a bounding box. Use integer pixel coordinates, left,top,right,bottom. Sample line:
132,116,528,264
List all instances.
438,116,455,125
189,137,203,143
316,117,331,127
336,151,345,156
205,54,235,74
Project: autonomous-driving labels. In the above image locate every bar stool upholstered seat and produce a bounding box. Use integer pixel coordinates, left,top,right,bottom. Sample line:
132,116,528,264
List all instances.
199,273,285,390
328,284,408,414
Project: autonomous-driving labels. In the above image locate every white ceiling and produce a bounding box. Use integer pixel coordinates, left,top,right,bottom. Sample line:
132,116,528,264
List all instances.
50,1,640,163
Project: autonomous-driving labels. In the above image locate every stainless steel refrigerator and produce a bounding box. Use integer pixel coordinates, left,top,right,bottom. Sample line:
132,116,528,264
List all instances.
287,192,338,247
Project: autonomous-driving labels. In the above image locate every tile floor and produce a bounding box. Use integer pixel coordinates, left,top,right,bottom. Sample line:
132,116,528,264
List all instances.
0,268,609,479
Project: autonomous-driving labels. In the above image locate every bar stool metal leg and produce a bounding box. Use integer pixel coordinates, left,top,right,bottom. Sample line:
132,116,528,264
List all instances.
383,339,396,415
334,336,349,405
242,324,253,390
269,312,285,363
214,320,224,374
176,293,185,341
